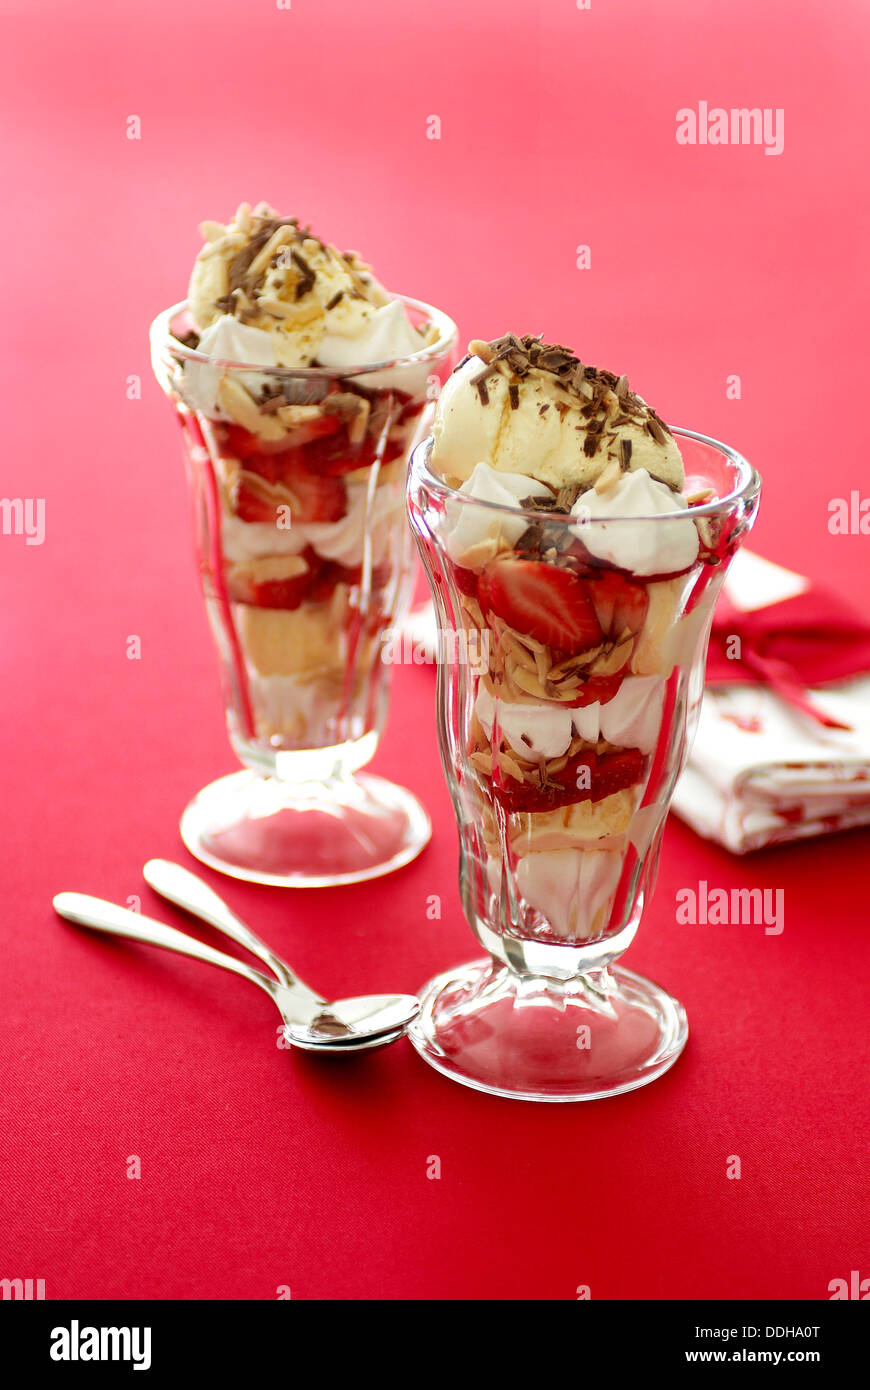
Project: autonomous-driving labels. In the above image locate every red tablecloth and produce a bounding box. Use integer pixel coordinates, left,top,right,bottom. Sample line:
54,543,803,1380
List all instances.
1,0,868,1300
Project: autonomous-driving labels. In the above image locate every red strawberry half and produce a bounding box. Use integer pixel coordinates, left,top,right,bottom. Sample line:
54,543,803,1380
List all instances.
228,548,325,611
491,747,646,814
587,569,649,638
235,462,347,526
479,555,602,656
301,430,378,477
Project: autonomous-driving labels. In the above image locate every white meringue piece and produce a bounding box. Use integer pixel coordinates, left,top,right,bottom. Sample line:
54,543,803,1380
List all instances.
319,299,430,393
221,481,394,569
475,683,573,759
183,316,277,417
568,675,666,752
598,675,666,753
572,468,700,576
446,462,551,566
515,847,624,940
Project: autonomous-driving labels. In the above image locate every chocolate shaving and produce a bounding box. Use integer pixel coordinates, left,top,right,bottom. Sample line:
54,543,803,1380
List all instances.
556,483,582,509
508,384,519,410
619,438,633,470
459,332,676,452
290,248,316,300
475,377,490,406
325,290,344,310
583,433,600,458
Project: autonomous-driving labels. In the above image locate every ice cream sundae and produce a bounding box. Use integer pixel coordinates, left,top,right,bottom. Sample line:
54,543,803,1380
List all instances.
149,203,456,886
157,201,455,755
415,333,742,944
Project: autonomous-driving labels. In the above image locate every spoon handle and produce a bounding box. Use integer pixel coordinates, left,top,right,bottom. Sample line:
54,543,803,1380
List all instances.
53,893,281,1006
142,859,320,1001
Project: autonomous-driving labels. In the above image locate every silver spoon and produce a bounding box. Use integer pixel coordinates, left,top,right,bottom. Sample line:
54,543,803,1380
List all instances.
140,859,419,1044
52,893,417,1052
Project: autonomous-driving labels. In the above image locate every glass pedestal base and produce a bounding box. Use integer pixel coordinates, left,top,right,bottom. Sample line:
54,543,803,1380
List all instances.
180,769,431,888
409,958,688,1102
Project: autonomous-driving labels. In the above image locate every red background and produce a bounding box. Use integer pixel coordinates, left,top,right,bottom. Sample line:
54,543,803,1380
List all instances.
1,0,868,1299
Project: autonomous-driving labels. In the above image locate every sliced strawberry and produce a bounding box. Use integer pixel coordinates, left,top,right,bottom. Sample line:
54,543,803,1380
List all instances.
234,462,347,525
479,555,601,656
220,414,343,462
306,559,392,604
491,747,646,814
453,565,479,599
590,749,647,800
234,484,282,524
285,413,343,447
302,430,378,476
564,672,627,708
587,569,649,639
237,449,305,486
220,423,269,460
284,467,347,523
228,548,325,611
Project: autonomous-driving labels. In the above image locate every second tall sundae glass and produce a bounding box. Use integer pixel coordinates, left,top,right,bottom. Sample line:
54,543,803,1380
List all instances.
150,290,456,886
408,347,759,1098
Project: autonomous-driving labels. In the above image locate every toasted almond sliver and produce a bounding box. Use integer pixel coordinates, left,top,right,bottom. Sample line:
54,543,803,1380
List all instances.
468,338,494,363
470,750,493,776
511,665,550,699
504,633,537,673
588,636,634,675
218,378,287,441
231,553,309,585
459,594,486,629
594,458,623,494
197,231,245,261
498,751,526,782
246,225,297,280
534,649,551,686
199,220,226,243
503,623,548,656
276,404,323,427
457,537,500,570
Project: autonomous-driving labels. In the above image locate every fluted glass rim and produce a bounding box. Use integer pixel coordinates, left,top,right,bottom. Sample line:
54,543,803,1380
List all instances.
149,294,458,380
409,428,761,523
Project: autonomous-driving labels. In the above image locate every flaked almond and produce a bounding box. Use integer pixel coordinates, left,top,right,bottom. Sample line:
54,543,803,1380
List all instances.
247,225,298,280
218,378,286,440
230,552,309,586
276,404,323,427
510,665,550,699
468,338,495,363
459,593,486,630
323,392,371,445
594,457,623,494
199,220,226,243
498,750,526,782
456,536,501,570
588,636,633,675
503,632,537,674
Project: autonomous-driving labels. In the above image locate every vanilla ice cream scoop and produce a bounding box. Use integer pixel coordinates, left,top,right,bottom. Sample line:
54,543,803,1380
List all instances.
430,334,685,492
187,201,426,370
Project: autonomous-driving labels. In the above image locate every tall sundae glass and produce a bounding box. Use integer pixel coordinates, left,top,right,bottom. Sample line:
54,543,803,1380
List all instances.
150,203,456,886
407,335,760,1099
